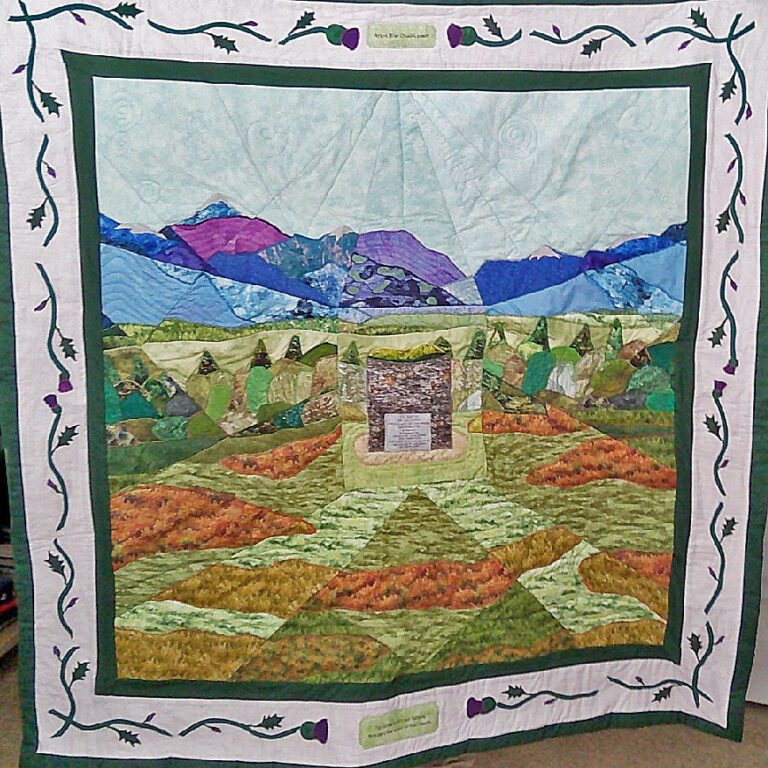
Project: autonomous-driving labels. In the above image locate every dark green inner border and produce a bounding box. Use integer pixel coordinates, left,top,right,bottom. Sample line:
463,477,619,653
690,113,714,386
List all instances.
4,51,765,768
60,54,710,703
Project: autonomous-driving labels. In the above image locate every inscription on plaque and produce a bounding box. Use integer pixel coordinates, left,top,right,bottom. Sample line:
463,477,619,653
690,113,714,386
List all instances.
384,413,432,452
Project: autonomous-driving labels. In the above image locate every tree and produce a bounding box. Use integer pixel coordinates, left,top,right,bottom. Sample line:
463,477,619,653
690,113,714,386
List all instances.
528,316,550,350
465,329,486,361
570,324,594,356
196,349,219,375
285,335,303,361
606,318,624,360
341,341,361,366
249,339,272,369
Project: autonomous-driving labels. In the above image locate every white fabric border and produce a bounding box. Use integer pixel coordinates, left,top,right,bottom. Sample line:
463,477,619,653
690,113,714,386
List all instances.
0,0,766,764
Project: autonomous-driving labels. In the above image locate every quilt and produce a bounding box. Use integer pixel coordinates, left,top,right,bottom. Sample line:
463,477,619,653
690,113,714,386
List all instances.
1,0,767,766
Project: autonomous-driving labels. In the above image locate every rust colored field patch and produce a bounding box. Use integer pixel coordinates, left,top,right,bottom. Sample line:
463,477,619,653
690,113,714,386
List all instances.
311,557,514,612
154,560,338,618
609,549,673,587
526,437,677,489
220,425,342,479
579,552,669,619
110,485,315,569
481,407,587,436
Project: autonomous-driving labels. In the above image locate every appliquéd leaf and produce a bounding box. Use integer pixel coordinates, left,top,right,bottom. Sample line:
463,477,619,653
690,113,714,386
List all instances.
690,8,708,29
27,203,46,230
39,91,62,116
652,685,673,702
116,729,141,746
211,34,237,53
294,11,315,31
720,77,737,103
722,517,737,538
581,37,605,57
505,685,525,698
483,15,503,39
716,210,731,234
257,714,284,730
71,660,90,682
45,551,66,577
55,425,79,450
59,335,77,360
688,633,702,655
708,326,726,347
111,2,142,18
704,415,721,439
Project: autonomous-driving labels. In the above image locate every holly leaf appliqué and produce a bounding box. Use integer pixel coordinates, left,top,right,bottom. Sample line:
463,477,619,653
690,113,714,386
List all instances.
708,326,726,347
716,210,731,234
257,714,284,730
59,336,77,360
55,425,79,450
211,34,237,53
27,204,46,230
45,551,65,576
720,77,737,103
38,91,62,117
653,685,674,702
690,8,708,29
71,661,90,682
722,517,737,538
704,415,721,439
581,38,604,57
111,2,142,18
688,633,702,656
483,15,503,39
116,729,141,746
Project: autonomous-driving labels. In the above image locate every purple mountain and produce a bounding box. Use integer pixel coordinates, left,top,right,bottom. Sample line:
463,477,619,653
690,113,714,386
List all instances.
355,230,465,287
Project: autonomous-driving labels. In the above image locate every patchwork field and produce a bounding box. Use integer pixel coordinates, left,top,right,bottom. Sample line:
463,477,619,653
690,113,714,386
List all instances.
105,314,679,684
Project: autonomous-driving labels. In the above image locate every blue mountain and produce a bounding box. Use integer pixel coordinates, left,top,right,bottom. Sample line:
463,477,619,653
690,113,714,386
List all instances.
176,200,241,226
206,251,330,304
100,245,332,327
476,227,686,305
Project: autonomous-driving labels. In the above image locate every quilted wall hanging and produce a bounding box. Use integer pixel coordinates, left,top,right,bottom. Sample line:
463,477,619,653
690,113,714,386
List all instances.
1,0,767,765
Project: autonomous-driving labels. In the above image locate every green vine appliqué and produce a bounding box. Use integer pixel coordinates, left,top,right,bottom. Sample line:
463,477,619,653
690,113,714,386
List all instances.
466,684,598,720
717,135,746,244
178,715,329,744
708,251,740,375
147,18,271,53
279,11,359,50
447,16,522,49
49,646,172,745
646,8,755,125
529,23,636,56
9,2,142,121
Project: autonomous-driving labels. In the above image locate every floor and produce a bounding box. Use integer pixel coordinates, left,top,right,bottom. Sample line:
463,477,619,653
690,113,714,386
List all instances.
1,648,766,768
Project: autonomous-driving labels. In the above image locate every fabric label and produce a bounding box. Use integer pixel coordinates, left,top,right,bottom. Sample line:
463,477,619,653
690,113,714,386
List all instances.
367,23,437,48
359,702,439,748
384,412,432,451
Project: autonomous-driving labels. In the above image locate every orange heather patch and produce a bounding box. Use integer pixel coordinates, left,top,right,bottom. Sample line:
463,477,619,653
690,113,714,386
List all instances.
220,425,342,479
110,485,315,569
526,437,677,490
311,557,514,612
609,550,673,587
482,407,586,436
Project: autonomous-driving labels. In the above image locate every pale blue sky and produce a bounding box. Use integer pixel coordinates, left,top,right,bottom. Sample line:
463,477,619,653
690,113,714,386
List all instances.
94,79,690,275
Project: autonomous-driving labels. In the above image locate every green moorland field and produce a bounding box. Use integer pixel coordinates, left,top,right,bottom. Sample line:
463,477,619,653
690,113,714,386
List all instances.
106,314,679,684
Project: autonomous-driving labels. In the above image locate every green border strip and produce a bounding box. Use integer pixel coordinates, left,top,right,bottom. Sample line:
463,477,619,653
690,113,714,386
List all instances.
61,55,708,703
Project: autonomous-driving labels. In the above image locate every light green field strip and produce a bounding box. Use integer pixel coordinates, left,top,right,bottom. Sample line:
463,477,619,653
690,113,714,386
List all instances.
518,541,661,633
420,478,551,548
115,599,286,637
226,488,408,570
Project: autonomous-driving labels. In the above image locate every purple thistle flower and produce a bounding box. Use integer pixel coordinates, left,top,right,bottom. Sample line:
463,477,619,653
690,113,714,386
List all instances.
53,645,61,658
71,11,86,24
47,478,59,492
727,158,737,174
466,697,484,718
746,103,753,121
714,380,727,394
721,459,730,469
242,20,259,27
341,27,359,50
65,597,78,610
447,23,463,48
33,298,49,312
723,362,737,375
58,375,73,393
729,277,738,291
12,64,26,75
739,191,747,206
678,38,693,51
43,394,59,411
300,719,329,743
552,25,561,39
144,713,156,723
45,163,57,179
